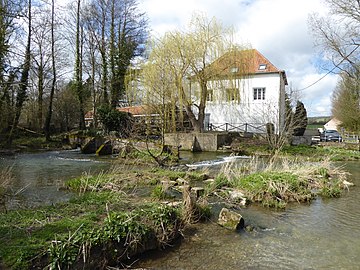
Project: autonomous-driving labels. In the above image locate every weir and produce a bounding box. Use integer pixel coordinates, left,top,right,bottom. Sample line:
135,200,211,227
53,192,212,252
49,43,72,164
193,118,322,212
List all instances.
164,132,238,151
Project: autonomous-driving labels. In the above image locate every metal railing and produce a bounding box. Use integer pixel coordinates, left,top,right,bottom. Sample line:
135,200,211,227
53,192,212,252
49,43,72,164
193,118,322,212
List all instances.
208,123,267,133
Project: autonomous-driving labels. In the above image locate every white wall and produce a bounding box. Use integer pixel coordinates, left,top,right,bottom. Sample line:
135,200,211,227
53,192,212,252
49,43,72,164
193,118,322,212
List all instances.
203,73,284,133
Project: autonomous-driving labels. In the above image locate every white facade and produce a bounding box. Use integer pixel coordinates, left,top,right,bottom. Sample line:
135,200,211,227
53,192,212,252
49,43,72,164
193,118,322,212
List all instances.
205,73,286,133
324,118,341,131
194,49,287,134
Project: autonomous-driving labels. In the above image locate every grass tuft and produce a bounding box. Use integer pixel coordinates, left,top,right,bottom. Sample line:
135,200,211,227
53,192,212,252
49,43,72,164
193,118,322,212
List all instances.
206,156,350,209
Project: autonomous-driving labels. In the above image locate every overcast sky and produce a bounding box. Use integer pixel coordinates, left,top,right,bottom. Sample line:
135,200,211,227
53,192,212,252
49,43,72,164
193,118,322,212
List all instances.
138,0,337,117
58,0,336,117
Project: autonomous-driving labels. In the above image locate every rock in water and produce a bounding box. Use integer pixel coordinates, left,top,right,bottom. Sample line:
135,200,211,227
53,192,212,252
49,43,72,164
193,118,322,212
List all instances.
218,208,245,230
96,140,113,156
81,137,106,154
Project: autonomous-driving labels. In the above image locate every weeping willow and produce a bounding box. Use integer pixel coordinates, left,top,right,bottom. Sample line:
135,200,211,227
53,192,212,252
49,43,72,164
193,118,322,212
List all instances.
126,14,253,135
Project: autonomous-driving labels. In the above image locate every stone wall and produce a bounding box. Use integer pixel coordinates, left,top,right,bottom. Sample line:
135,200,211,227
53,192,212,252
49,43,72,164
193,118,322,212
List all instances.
164,132,228,151
291,136,312,146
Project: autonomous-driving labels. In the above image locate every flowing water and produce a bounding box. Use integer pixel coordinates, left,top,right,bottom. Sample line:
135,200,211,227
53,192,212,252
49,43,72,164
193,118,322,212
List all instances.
0,149,112,209
1,150,360,269
136,161,360,270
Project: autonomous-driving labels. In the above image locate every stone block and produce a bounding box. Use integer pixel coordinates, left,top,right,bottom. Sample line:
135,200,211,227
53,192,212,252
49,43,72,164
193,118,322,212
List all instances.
218,207,245,230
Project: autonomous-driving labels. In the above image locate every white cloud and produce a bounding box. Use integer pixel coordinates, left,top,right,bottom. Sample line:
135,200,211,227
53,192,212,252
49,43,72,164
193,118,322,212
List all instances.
139,0,335,116
55,0,335,116
298,73,338,116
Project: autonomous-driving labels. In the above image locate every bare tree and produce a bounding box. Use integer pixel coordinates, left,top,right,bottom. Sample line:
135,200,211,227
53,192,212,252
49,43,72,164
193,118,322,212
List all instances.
44,0,57,141
0,0,22,133
81,0,147,109
74,0,86,130
309,0,360,76
82,0,110,105
30,4,52,131
7,0,32,144
309,0,359,132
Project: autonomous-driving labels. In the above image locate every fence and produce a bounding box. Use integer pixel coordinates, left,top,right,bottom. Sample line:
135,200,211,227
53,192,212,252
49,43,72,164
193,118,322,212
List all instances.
342,132,360,144
208,123,267,133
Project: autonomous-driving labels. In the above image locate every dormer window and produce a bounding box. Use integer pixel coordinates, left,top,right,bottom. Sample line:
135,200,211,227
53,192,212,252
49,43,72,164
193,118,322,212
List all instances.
230,67,239,73
258,64,267,70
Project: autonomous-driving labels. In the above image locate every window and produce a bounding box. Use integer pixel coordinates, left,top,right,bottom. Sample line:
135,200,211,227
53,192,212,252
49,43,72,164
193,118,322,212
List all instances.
253,87,265,100
230,67,239,73
207,89,214,102
258,64,267,70
226,88,237,101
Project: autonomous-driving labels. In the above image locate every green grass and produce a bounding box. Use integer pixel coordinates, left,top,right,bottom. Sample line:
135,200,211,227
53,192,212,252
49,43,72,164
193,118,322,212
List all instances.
151,185,171,200
0,192,116,268
8,135,64,151
0,191,181,269
233,171,313,208
206,156,350,209
280,145,360,161
66,167,209,194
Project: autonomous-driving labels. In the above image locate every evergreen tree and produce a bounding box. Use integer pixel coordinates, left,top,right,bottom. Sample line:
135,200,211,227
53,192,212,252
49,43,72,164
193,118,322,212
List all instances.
292,101,308,136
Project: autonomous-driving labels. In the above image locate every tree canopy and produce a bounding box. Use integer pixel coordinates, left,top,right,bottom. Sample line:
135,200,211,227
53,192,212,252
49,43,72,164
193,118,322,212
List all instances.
140,13,241,132
0,0,148,143
332,70,360,132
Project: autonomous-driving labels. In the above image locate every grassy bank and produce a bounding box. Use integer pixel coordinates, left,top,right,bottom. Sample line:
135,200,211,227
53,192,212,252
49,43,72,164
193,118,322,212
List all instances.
206,157,351,209
0,193,182,269
0,142,356,268
280,145,360,161
0,167,209,269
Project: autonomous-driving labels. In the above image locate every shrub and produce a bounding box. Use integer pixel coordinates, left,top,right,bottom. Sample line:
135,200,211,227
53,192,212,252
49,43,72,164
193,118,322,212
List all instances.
97,104,133,136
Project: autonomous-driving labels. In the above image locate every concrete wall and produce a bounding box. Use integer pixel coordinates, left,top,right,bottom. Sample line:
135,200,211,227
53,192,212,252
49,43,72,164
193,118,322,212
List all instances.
164,132,228,151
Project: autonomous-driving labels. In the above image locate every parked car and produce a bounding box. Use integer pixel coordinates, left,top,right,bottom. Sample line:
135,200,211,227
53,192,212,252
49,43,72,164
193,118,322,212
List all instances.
320,130,342,142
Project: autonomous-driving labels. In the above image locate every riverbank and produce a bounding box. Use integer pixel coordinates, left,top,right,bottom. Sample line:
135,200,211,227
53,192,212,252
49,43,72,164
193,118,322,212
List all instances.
2,130,360,161
0,167,211,269
0,153,354,269
1,135,359,269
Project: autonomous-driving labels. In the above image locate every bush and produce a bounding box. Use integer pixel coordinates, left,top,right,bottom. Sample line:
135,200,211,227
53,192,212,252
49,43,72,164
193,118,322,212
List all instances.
97,105,133,136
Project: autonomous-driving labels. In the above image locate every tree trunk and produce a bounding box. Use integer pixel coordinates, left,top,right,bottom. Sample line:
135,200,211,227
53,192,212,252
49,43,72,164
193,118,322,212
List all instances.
109,0,117,108
100,7,108,104
180,83,205,133
89,38,97,128
7,0,32,145
44,0,56,141
75,0,85,130
37,59,44,130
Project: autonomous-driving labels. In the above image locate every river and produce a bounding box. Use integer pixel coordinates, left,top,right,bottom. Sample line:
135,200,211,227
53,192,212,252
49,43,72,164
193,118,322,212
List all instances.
0,149,111,208
1,150,360,269
136,161,360,270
